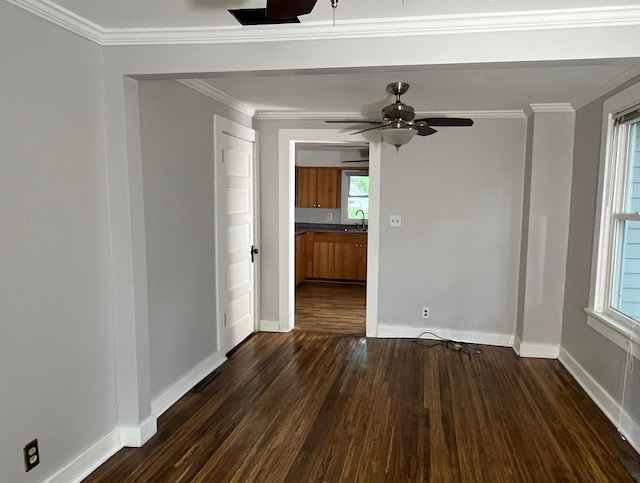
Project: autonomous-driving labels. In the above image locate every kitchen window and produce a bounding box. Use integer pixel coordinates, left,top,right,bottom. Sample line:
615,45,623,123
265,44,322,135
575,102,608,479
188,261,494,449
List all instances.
586,80,640,353
341,171,369,224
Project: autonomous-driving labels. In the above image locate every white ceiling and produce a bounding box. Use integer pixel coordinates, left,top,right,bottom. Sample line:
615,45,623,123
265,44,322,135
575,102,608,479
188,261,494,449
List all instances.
28,0,640,115
197,60,640,115
49,0,640,29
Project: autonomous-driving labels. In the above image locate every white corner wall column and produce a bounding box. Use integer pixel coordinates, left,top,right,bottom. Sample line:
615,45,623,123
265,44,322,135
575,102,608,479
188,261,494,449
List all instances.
105,76,155,445
515,105,576,358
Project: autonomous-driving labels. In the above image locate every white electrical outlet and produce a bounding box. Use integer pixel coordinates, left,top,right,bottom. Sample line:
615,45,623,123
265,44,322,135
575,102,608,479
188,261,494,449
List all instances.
421,307,430,319
390,215,402,227
327,213,333,221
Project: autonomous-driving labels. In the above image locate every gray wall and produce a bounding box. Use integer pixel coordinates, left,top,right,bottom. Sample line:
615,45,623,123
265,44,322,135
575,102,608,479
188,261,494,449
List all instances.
518,111,575,346
562,76,640,425
257,117,527,334
376,118,526,333
138,80,252,399
257,119,336,321
0,3,117,481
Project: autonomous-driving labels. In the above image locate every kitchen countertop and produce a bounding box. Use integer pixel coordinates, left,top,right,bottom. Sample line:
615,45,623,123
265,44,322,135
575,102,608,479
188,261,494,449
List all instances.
295,223,368,235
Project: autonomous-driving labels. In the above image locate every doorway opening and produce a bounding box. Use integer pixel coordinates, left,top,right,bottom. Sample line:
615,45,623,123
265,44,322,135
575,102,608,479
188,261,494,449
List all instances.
277,129,380,337
293,142,369,335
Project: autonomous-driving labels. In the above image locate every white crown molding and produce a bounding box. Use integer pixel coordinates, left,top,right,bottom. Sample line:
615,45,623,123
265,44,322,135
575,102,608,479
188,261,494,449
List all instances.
525,103,575,116
255,110,527,121
176,80,256,117
8,2,640,46
6,0,103,43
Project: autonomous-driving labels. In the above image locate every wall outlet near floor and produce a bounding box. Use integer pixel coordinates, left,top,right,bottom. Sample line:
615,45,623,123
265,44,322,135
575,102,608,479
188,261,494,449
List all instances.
390,215,402,227
327,213,332,221
421,307,430,319
23,439,39,472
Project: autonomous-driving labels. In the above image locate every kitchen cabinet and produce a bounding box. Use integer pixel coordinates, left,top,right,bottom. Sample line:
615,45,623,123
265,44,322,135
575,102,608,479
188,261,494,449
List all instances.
312,233,335,279
357,240,367,280
296,167,339,208
310,232,367,281
334,234,367,281
295,232,313,285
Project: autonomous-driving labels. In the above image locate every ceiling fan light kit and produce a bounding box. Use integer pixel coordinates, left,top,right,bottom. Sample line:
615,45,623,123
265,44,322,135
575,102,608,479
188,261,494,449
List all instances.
326,82,474,148
381,126,417,148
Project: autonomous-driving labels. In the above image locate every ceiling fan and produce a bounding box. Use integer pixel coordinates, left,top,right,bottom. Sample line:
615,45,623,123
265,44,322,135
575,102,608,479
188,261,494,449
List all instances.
326,82,474,148
230,0,323,25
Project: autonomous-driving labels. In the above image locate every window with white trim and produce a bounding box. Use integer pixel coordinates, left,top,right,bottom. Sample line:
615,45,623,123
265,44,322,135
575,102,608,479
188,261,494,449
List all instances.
587,80,640,350
609,110,640,322
341,170,369,224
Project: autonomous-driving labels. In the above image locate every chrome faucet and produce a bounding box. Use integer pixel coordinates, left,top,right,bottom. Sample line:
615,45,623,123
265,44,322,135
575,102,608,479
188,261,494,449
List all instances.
355,209,367,231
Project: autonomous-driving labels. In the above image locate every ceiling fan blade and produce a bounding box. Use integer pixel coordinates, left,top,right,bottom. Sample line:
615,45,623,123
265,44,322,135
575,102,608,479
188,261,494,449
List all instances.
351,122,392,135
415,117,474,127
325,120,386,124
414,124,437,136
267,0,318,19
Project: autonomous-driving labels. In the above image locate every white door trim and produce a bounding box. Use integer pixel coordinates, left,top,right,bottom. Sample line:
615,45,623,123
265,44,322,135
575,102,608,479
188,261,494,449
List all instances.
214,115,259,353
278,129,381,337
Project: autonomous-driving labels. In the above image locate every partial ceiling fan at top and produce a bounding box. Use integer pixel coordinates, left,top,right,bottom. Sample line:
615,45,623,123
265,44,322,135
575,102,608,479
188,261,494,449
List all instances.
229,0,339,25
326,82,474,149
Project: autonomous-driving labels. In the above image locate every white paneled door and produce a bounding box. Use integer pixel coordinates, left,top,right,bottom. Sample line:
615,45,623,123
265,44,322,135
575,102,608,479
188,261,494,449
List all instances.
215,117,257,354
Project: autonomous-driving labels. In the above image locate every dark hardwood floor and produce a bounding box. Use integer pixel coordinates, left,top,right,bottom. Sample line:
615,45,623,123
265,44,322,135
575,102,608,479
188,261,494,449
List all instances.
85,332,640,482
295,281,366,335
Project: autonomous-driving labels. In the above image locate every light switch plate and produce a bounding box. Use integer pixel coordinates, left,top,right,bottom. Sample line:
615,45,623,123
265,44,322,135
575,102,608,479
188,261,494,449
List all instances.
390,215,402,227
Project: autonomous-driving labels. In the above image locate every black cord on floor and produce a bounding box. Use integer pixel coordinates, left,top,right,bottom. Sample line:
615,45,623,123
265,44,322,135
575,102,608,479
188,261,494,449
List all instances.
414,331,483,356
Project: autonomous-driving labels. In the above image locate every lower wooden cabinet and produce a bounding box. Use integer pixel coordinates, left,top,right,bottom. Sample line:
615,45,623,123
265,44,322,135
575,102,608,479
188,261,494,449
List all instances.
334,234,367,280
297,231,367,283
295,232,313,286
312,233,336,279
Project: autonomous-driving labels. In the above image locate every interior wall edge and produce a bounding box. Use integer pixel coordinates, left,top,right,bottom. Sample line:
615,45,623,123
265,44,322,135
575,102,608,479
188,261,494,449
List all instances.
559,346,640,455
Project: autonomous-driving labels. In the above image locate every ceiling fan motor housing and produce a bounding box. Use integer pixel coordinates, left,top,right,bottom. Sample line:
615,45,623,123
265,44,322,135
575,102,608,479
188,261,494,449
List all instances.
382,102,415,121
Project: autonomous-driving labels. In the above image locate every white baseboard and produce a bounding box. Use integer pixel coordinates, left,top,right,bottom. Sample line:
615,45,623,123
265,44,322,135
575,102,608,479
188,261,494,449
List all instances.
559,347,640,454
516,341,560,359
260,319,290,332
120,415,157,447
513,335,522,355
46,429,122,483
151,351,226,418
376,324,514,347
46,351,228,482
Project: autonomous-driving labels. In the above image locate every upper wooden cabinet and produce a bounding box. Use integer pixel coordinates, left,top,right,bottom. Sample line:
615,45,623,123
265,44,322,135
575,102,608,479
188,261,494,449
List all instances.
296,167,339,209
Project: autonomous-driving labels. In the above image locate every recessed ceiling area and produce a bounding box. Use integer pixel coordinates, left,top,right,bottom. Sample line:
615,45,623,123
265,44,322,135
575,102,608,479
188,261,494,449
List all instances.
295,142,369,166
195,60,640,115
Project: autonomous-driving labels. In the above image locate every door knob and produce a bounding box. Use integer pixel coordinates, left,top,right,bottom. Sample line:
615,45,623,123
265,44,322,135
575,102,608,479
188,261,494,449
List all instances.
251,246,259,263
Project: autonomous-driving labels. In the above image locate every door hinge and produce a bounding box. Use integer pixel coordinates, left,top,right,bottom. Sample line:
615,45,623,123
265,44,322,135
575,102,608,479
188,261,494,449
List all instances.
224,312,227,327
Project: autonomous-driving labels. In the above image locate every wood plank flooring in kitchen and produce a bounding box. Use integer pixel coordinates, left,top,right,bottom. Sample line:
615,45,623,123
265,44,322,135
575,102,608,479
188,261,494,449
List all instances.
295,281,366,335
84,332,640,483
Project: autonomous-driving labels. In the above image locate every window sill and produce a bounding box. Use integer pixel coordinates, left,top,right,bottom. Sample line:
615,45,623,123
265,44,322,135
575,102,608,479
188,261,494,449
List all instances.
584,308,640,358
